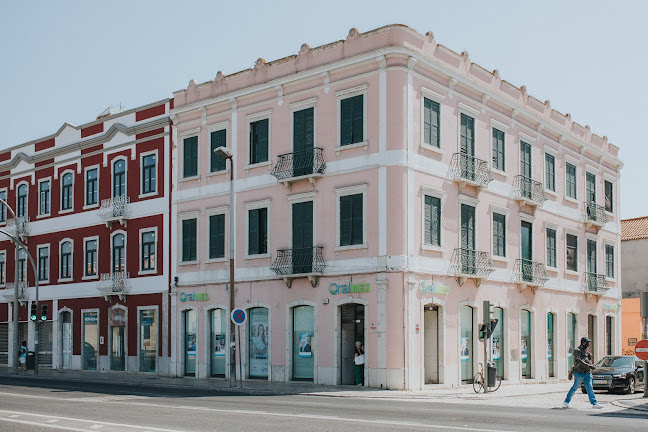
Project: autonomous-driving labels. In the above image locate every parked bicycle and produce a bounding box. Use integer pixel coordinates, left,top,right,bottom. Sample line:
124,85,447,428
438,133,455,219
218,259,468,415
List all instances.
473,362,502,393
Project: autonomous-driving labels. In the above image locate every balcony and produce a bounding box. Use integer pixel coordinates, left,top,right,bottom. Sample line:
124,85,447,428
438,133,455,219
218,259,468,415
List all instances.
450,153,493,192
513,259,549,293
513,175,546,208
98,271,131,300
2,281,28,305
449,248,495,287
98,195,131,228
271,148,326,189
6,216,30,241
582,202,609,231
583,272,609,298
270,246,325,288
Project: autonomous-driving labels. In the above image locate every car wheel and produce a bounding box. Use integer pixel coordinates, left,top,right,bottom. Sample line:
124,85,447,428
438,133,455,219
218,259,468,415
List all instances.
625,376,636,395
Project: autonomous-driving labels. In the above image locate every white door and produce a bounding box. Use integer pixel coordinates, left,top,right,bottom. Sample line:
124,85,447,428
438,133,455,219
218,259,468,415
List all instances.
62,322,72,368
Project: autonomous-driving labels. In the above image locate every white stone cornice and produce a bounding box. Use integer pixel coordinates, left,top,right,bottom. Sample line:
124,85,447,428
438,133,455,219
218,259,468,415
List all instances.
376,55,387,69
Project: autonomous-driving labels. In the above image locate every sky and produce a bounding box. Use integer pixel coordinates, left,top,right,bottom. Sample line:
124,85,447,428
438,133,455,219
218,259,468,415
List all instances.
1,0,646,219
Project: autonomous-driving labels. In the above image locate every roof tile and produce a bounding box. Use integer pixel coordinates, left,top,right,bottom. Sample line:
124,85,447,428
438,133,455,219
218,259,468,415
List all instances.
621,216,648,241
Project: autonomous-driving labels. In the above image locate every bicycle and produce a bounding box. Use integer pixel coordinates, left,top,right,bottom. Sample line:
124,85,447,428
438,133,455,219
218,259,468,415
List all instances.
473,362,502,393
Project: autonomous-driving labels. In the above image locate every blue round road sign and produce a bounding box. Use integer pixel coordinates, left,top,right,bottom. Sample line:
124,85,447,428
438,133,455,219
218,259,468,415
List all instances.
231,308,247,325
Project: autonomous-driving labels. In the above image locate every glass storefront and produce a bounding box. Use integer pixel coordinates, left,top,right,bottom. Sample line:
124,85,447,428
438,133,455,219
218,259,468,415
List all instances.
459,305,473,383
292,306,314,381
184,310,197,376
492,307,504,377
547,313,555,377
248,307,269,379
139,310,157,372
210,309,227,377
83,312,98,370
567,313,576,370
521,310,531,378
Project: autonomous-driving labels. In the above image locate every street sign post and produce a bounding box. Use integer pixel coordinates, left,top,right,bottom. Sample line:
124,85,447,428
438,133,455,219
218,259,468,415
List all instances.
635,340,648,361
231,308,247,325
230,308,246,389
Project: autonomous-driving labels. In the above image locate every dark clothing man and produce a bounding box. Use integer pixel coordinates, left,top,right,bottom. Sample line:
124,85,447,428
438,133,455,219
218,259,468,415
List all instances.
564,337,602,409
573,344,594,374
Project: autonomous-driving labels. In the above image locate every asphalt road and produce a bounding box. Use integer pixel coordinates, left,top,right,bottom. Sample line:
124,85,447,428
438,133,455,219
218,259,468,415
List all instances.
0,377,644,432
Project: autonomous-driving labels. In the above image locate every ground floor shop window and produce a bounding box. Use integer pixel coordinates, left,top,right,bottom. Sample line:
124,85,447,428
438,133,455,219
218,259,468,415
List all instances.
184,309,197,376
139,310,156,372
292,305,314,381
605,316,613,356
547,313,555,378
567,313,576,369
83,312,98,371
492,307,504,377
460,305,473,383
109,308,126,371
60,312,72,369
248,307,269,379
521,310,531,378
210,309,226,377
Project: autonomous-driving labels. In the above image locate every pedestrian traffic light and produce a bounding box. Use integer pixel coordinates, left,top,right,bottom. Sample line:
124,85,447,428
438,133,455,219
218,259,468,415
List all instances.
478,324,488,340
30,304,37,321
40,304,48,322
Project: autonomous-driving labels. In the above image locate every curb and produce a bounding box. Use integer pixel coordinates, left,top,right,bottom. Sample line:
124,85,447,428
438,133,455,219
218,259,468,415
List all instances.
610,398,648,412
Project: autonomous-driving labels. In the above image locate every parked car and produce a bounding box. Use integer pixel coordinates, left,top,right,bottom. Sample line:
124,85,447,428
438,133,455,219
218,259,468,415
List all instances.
581,355,645,394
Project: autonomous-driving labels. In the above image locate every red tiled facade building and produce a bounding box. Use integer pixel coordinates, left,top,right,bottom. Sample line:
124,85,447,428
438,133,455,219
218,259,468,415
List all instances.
0,100,173,375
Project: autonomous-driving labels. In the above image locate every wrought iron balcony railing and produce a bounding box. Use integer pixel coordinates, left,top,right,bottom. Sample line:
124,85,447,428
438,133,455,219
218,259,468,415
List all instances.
513,259,549,287
2,281,28,302
271,246,325,276
98,195,131,227
7,216,30,239
271,148,326,182
450,153,493,189
98,271,130,300
582,202,609,227
513,175,547,207
449,248,495,279
583,272,610,294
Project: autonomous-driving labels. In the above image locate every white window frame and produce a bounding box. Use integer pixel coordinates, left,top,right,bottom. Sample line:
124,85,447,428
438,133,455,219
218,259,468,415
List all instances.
244,199,272,259
543,146,558,197
58,238,74,282
139,227,158,275
489,119,508,178
179,211,200,265
564,229,580,275
206,206,229,263
603,174,616,215
456,103,480,154
334,184,368,251
420,187,445,252
489,204,509,262
206,121,230,178
59,169,75,214
15,181,29,218
36,244,50,284
564,155,580,203
83,164,100,209
584,167,599,205
139,149,159,198
544,223,559,273
289,98,318,153
0,250,6,286
420,88,445,155
287,191,317,250
335,84,368,153
245,109,273,169
179,128,201,182
37,177,52,218
82,236,100,280
111,156,128,198
110,230,127,274
603,240,616,282
517,132,536,178
0,187,7,225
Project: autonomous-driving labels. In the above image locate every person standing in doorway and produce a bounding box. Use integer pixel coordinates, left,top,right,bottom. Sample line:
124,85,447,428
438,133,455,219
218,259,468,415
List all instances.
353,341,364,386
563,337,603,409
18,341,27,372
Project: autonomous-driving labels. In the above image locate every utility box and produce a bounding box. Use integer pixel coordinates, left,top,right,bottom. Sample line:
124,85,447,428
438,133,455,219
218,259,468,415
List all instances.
26,351,35,370
487,362,497,388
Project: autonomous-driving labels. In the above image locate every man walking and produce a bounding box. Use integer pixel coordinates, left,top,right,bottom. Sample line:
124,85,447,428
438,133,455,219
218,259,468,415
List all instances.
564,337,603,409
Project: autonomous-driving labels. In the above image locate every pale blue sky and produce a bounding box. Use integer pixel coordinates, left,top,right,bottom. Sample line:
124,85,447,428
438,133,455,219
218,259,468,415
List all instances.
1,1,646,218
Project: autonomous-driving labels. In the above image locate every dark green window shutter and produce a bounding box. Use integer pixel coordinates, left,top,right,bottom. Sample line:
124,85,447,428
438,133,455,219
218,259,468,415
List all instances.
250,119,269,164
340,95,363,146
424,195,441,246
210,130,227,172
460,114,474,155
424,98,440,148
182,218,197,262
605,245,614,278
352,94,363,144
259,208,268,254
492,128,505,171
604,180,613,213
520,141,531,178
566,163,577,199
339,195,353,246
183,136,198,178
546,228,556,268
545,153,555,191
351,193,363,245
493,213,506,257
209,214,225,259
293,108,314,152
248,209,259,255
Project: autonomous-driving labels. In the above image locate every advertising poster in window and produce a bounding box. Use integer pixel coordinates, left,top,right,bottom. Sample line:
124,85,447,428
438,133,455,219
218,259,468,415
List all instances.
249,308,269,378
567,339,573,358
547,338,553,360
460,337,470,361
187,334,196,357
492,337,501,360
521,337,528,361
298,333,312,358
214,334,226,357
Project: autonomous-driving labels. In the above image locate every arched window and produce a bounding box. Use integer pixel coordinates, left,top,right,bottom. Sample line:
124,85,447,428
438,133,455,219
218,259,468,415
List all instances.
112,233,125,273
60,241,72,279
113,160,126,198
17,184,27,217
61,173,73,211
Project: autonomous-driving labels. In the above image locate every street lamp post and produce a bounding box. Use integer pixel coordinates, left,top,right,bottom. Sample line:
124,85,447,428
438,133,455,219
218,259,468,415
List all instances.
0,198,40,375
214,147,236,388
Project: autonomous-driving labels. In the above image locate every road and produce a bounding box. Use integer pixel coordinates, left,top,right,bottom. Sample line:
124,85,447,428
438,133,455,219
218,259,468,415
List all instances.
0,377,644,432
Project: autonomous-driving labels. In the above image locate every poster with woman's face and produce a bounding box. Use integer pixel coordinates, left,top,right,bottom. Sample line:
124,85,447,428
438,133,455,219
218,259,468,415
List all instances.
298,333,312,358
460,337,470,361
214,334,226,356
521,338,528,360
187,334,196,356
249,308,269,378
492,337,501,360
547,339,552,359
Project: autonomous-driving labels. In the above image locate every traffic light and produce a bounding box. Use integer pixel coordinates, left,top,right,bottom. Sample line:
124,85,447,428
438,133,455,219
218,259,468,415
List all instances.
30,304,37,321
483,301,494,326
478,324,488,340
482,301,499,339
40,304,48,322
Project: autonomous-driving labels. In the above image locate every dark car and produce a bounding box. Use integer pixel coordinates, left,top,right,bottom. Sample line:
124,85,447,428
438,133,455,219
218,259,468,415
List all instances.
581,355,645,394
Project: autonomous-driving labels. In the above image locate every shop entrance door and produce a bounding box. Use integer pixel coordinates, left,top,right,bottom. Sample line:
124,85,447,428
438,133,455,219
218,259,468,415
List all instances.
61,312,72,369
588,314,597,362
340,303,364,385
423,305,439,384
111,326,125,371
0,323,8,366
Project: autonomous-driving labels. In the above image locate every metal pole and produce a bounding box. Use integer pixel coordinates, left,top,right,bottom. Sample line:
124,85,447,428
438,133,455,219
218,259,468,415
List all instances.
12,242,18,374
642,316,647,398
228,158,236,388
237,325,242,389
